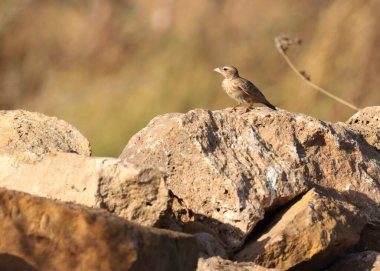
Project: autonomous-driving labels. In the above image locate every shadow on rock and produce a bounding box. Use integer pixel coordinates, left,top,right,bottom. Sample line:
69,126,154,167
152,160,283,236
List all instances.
0,254,39,271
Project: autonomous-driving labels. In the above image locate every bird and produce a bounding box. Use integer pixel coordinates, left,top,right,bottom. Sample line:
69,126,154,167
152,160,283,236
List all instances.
214,65,276,111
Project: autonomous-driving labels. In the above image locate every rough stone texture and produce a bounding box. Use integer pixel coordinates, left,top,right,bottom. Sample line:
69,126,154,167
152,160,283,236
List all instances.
195,232,228,259
120,107,380,249
0,188,198,271
0,110,91,162
235,189,366,271
197,257,276,271
121,108,308,249
0,153,171,227
325,251,380,271
345,106,380,150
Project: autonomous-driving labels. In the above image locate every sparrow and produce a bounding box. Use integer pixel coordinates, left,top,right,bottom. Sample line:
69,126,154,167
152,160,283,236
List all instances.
214,65,276,110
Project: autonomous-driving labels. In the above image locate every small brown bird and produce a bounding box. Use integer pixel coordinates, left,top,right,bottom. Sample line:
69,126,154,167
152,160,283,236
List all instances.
214,65,276,110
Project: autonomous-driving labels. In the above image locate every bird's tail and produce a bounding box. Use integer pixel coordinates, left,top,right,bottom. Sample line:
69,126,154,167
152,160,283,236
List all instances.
264,101,277,110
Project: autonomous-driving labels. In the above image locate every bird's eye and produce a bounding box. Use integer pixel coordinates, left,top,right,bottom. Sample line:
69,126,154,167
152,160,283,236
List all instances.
223,67,228,71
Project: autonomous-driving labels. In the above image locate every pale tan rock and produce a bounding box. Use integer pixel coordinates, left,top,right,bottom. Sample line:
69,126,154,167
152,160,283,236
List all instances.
120,107,380,249
345,106,380,150
0,153,171,227
121,108,308,249
0,110,91,162
197,256,276,271
325,251,380,271
235,189,366,271
0,188,198,271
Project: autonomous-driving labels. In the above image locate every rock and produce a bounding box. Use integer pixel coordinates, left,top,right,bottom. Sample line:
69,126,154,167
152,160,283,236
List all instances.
345,106,380,150
235,188,366,271
0,253,39,271
182,221,226,250
0,110,91,162
355,221,380,252
120,108,308,249
0,153,171,227
120,107,380,249
194,232,228,259
197,256,276,271
0,188,198,271
325,251,380,271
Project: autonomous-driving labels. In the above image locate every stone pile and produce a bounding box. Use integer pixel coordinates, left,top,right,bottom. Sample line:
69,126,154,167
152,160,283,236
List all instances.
0,107,378,270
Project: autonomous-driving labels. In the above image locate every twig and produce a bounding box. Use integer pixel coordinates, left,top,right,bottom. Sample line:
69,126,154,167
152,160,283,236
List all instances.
275,35,361,112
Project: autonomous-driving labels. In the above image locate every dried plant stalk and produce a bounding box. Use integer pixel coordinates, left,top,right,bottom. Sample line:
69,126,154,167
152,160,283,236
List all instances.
275,35,361,112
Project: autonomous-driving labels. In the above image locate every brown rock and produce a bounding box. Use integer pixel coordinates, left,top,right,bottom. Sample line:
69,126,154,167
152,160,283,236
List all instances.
197,256,276,271
325,251,380,271
345,106,380,150
120,107,380,249
0,188,198,271
0,110,91,162
0,153,171,227
235,189,366,271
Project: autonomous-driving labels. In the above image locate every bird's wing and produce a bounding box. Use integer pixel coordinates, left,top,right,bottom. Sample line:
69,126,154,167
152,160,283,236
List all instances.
235,78,268,102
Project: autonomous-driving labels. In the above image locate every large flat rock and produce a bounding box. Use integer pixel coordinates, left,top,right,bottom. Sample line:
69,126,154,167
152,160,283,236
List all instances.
0,153,171,227
0,188,198,271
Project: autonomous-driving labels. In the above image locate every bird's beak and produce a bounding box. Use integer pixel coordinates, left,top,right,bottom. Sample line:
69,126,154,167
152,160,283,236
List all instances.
213,67,222,74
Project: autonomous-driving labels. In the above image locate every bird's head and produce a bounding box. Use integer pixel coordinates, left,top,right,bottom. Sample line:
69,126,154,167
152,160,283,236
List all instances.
213,65,239,79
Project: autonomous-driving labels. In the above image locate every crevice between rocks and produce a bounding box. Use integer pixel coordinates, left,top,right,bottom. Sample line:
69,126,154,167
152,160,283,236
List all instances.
236,191,307,254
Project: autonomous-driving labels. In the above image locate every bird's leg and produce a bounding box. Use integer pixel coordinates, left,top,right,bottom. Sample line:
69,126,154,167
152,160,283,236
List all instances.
244,105,253,113
232,102,242,111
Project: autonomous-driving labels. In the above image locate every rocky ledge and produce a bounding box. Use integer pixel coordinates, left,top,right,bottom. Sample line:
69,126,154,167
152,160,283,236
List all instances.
0,107,379,271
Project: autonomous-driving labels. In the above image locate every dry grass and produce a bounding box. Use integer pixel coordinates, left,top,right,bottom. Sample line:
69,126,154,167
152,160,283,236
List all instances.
0,0,379,156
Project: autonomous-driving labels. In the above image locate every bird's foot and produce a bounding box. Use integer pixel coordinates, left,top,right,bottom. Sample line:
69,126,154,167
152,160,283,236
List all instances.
231,103,242,112
243,107,252,113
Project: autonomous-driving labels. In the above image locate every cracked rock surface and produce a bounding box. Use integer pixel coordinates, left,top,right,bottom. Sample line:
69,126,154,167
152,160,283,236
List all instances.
0,153,171,227
235,188,366,270
0,107,379,271
120,107,380,250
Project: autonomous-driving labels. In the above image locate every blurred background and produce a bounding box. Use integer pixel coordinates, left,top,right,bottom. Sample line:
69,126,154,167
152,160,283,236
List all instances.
0,0,379,156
